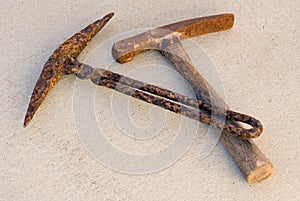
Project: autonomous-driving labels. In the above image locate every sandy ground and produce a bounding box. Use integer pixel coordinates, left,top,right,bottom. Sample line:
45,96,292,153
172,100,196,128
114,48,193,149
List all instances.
1,0,299,200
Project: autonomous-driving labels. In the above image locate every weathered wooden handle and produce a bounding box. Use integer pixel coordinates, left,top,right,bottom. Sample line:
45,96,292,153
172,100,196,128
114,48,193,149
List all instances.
111,13,274,183
161,40,274,183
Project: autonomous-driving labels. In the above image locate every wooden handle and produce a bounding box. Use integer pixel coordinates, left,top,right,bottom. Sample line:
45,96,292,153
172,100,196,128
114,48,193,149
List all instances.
161,39,273,183
112,13,273,183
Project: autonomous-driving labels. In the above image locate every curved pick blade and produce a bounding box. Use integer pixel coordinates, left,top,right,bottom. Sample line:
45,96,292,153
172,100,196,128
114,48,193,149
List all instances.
24,12,114,127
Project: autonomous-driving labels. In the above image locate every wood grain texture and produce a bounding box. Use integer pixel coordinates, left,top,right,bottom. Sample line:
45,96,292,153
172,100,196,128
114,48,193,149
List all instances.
161,39,274,183
112,13,274,183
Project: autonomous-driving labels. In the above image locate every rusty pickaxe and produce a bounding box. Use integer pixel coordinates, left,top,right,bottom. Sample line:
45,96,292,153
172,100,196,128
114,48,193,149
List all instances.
111,14,274,183
24,13,262,139
24,12,272,183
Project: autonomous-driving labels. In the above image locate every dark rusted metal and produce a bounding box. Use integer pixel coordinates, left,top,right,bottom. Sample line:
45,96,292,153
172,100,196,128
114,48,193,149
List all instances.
112,13,234,63
24,12,262,138
111,13,273,183
24,13,114,127
69,62,263,138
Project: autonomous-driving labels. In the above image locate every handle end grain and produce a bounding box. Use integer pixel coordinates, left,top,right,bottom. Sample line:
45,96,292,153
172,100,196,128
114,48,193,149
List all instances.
220,133,274,183
246,163,274,184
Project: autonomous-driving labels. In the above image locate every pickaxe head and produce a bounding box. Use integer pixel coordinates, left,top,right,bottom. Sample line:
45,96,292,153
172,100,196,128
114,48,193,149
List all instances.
112,13,234,63
24,12,114,127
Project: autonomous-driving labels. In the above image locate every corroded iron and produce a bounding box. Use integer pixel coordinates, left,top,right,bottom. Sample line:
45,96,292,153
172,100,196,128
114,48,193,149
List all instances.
112,13,234,63
24,13,262,138
111,13,274,183
68,62,263,138
24,13,114,127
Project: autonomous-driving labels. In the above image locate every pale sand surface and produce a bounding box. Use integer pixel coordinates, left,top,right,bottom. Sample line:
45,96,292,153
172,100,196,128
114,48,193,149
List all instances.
0,1,299,200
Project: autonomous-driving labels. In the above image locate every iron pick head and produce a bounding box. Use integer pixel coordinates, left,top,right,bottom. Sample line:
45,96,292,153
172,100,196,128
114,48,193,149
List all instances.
24,12,114,127
112,13,234,63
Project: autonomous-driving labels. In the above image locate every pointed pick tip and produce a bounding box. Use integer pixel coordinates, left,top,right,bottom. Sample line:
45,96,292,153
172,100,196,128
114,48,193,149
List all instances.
107,12,114,17
23,120,29,128
23,112,32,128
104,12,114,21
